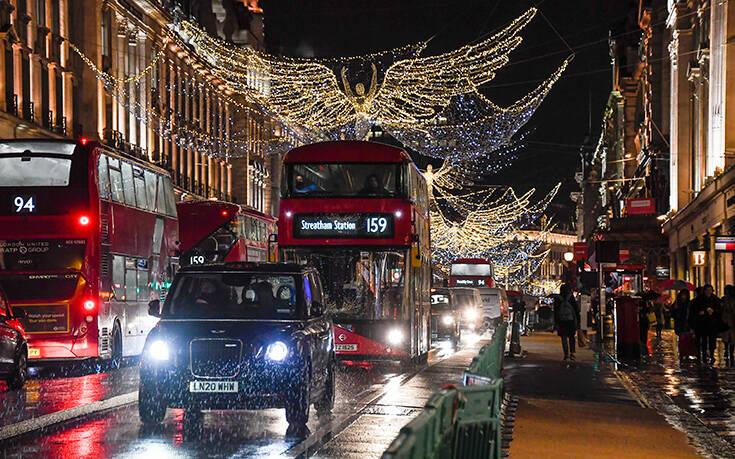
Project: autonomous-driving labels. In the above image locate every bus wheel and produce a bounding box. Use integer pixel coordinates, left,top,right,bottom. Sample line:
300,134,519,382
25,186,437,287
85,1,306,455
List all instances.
109,323,123,369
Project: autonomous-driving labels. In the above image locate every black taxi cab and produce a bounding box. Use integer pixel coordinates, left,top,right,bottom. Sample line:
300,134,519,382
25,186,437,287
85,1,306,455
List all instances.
430,288,461,346
138,263,335,428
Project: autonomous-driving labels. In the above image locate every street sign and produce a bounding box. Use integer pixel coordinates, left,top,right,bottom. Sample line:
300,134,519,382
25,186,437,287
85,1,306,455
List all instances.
715,236,735,251
625,198,656,215
573,242,588,261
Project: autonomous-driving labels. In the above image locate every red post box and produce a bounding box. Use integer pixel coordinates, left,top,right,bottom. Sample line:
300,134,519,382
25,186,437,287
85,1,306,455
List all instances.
615,296,642,359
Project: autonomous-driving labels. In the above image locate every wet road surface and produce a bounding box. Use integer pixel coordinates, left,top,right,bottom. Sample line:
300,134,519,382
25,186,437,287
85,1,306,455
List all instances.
621,331,735,458
0,337,484,458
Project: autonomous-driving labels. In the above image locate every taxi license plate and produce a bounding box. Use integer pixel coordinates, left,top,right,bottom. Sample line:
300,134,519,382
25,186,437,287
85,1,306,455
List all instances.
28,348,40,357
189,381,238,393
335,344,357,351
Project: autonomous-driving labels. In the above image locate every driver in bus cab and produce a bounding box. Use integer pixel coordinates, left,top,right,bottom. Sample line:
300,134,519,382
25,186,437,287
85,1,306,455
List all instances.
293,175,318,194
361,174,386,195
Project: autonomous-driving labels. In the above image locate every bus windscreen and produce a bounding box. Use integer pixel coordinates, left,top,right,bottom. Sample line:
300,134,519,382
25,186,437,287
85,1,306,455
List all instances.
287,163,402,198
451,263,492,277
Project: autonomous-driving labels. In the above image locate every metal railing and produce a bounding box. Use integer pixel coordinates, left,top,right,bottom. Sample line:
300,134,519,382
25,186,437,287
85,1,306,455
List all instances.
382,323,508,459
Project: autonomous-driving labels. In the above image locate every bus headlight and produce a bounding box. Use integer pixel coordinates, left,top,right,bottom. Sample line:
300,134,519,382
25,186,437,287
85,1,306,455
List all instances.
387,329,404,345
464,309,478,321
441,315,454,326
265,341,289,362
147,340,170,362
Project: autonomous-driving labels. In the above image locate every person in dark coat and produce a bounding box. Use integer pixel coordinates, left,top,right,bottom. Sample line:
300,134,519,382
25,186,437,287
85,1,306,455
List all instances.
671,289,691,335
553,283,581,361
689,284,721,365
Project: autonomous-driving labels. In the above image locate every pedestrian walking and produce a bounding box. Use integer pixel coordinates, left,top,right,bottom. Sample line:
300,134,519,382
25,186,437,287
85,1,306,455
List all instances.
553,284,580,361
689,284,721,365
720,285,735,365
672,289,695,362
639,295,650,356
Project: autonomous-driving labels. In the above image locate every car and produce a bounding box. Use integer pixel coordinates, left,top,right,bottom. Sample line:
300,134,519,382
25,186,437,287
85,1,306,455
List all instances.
0,286,28,390
138,262,335,429
430,288,461,347
450,287,483,331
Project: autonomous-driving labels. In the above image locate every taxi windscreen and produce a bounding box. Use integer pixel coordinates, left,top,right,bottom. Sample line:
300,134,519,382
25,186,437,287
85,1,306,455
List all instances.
163,272,302,319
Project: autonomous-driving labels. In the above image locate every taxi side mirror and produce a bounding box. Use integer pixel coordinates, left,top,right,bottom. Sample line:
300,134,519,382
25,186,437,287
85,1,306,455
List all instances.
148,300,161,317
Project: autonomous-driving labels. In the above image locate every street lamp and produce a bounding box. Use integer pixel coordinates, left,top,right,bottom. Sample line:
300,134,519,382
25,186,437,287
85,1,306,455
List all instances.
563,251,574,263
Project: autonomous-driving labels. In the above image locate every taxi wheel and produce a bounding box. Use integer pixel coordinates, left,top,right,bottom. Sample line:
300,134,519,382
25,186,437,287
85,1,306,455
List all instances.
286,366,311,425
139,385,166,425
315,360,335,415
7,349,27,390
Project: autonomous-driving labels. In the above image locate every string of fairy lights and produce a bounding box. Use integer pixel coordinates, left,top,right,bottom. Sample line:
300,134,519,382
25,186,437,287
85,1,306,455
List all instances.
67,6,568,287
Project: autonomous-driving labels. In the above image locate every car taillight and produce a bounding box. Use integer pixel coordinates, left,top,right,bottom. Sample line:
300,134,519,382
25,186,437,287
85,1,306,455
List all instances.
79,215,90,226
83,300,96,312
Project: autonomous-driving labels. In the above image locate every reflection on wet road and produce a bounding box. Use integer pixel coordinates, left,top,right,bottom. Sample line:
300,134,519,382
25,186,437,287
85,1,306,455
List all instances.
622,331,735,458
0,337,482,458
0,362,139,429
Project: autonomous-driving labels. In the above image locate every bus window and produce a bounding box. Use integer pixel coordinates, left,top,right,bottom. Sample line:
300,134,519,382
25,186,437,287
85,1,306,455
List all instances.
121,161,136,207
125,257,137,301
144,170,158,212
97,155,110,199
108,158,124,203
156,175,166,215
133,166,148,211
0,155,72,186
137,267,150,300
112,255,125,300
163,176,176,217
288,163,401,197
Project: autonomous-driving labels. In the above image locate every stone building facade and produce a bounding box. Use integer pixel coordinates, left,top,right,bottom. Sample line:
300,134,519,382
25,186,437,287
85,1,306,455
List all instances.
0,0,281,214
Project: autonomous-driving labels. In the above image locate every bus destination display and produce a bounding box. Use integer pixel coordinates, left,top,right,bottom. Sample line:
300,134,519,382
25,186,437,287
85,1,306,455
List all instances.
294,214,394,238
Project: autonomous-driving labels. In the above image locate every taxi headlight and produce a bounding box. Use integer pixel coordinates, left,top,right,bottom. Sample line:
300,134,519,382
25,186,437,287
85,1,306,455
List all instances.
441,315,454,326
265,341,289,362
464,309,478,321
148,340,170,362
387,328,404,345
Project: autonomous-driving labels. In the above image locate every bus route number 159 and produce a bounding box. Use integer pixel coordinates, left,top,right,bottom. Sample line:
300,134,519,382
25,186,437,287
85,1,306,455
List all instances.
13,195,36,213
366,217,388,234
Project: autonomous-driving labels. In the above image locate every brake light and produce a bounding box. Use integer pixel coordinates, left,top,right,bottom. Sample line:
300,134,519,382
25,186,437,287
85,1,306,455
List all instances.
79,137,89,146
221,210,229,217
79,215,90,226
83,300,96,311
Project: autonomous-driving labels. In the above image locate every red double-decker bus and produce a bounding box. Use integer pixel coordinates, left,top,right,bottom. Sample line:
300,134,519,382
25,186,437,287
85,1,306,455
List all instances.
449,258,494,288
0,139,178,365
278,141,432,363
177,200,277,267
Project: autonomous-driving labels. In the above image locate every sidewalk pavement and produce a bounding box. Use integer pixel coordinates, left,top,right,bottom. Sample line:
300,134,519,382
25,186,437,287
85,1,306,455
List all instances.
620,330,735,458
505,332,701,458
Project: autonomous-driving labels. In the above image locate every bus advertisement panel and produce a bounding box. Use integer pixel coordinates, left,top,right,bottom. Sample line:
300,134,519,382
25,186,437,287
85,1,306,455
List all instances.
278,141,431,362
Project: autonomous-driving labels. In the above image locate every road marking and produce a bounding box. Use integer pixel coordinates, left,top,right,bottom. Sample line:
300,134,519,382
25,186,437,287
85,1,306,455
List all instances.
0,391,138,443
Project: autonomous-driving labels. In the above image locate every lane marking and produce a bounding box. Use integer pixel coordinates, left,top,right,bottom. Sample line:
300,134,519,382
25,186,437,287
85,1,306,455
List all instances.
0,391,138,443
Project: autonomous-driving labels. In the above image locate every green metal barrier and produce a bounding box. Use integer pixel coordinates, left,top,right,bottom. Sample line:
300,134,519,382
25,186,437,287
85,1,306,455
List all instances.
452,380,504,459
382,325,509,459
466,323,507,380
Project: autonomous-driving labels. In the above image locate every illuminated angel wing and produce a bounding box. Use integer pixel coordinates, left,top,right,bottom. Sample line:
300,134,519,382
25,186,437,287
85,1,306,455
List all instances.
179,20,355,131
373,8,537,125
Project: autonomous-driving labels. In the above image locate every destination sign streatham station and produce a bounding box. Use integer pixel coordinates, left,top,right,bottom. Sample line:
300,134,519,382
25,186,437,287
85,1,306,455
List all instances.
294,214,394,238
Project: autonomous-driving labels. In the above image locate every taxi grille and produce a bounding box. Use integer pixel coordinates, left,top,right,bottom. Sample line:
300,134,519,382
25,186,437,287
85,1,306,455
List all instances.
190,339,243,378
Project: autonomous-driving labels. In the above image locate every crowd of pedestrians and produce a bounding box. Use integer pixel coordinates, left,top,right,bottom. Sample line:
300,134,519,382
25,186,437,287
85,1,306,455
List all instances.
664,284,735,365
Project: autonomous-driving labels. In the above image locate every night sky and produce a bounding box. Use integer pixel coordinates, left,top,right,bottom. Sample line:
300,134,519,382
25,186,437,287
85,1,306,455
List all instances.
262,0,633,227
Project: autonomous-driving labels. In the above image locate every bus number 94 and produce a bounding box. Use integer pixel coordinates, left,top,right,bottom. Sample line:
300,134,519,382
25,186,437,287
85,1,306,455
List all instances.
13,195,36,213
366,217,388,234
